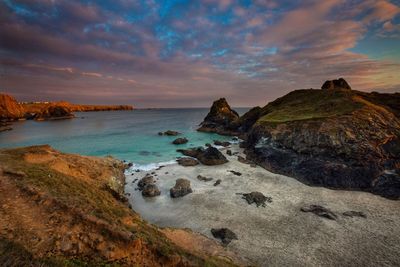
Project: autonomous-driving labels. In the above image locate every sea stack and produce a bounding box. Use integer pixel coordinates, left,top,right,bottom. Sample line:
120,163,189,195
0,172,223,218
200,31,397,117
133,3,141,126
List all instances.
198,98,239,135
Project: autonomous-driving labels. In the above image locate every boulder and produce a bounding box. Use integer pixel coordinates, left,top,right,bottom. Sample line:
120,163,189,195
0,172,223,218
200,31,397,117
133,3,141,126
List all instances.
142,184,161,197
214,140,230,147
213,179,221,186
226,150,232,156
228,170,242,176
300,205,337,220
172,137,188,145
176,157,199,167
198,98,239,134
240,192,272,207
321,78,351,90
211,228,238,245
170,179,192,198
197,147,228,165
137,175,155,190
160,130,180,136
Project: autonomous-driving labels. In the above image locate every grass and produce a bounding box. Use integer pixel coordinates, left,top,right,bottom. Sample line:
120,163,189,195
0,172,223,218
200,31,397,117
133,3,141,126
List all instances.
257,89,364,124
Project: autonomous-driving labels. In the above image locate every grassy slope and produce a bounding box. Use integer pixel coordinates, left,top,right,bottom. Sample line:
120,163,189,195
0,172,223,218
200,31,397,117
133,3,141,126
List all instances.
257,89,364,123
0,146,237,267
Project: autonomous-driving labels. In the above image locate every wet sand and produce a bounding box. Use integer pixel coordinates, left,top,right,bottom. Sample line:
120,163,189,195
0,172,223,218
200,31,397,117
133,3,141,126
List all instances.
125,144,400,267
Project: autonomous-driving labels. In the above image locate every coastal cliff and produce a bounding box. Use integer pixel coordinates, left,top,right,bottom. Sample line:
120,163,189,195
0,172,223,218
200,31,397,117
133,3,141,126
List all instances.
0,93,134,123
0,145,238,266
199,79,400,199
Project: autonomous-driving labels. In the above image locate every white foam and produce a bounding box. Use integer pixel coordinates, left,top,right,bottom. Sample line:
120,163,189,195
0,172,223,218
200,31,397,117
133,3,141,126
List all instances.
125,160,177,174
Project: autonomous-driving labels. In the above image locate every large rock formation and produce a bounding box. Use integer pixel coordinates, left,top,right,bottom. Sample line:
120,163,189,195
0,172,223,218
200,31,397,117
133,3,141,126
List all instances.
34,105,75,120
0,94,25,121
177,147,228,165
198,98,239,135
200,79,400,199
321,78,352,90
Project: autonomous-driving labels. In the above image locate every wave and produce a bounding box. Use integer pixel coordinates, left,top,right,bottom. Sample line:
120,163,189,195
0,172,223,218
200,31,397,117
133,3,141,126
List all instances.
125,159,177,174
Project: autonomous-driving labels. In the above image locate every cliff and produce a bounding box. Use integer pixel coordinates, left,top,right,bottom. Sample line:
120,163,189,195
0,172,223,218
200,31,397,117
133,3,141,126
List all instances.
0,145,238,266
199,79,400,199
0,94,25,121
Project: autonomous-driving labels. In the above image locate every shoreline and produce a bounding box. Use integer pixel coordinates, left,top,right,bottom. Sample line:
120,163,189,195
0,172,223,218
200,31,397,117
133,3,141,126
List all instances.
126,143,400,267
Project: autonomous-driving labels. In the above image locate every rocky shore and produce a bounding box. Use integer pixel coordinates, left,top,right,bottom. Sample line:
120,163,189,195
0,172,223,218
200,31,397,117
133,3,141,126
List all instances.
198,79,400,199
0,145,239,266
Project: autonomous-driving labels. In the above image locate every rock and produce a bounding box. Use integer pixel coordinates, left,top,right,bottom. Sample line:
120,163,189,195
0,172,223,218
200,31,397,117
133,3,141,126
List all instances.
170,179,193,198
211,228,238,245
197,98,239,134
197,147,228,165
0,94,25,121
321,78,352,90
137,175,155,190
172,137,188,145
205,143,212,147
226,150,232,156
214,140,230,147
176,157,199,167
240,192,272,207
343,211,367,218
229,170,242,176
300,205,337,220
197,175,213,182
35,105,74,121
213,179,221,186
160,130,180,136
142,184,161,197
237,156,251,165
177,147,228,166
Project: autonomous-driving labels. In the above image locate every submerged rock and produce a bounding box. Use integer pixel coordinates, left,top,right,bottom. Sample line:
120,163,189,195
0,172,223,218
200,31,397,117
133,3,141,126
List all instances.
240,192,272,207
176,157,199,166
172,137,188,145
211,228,238,245
343,211,367,218
300,205,337,220
142,184,161,197
170,179,193,198
159,130,180,136
197,175,213,182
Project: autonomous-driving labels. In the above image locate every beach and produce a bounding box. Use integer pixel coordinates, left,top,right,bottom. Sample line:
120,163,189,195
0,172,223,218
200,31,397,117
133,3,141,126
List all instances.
126,143,400,267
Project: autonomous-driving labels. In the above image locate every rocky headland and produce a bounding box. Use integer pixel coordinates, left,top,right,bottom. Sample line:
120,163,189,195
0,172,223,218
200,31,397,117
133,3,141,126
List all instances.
0,145,240,266
198,79,400,199
0,93,133,124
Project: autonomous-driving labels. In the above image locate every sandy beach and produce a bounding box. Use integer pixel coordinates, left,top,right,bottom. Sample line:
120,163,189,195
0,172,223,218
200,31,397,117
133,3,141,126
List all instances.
126,143,400,267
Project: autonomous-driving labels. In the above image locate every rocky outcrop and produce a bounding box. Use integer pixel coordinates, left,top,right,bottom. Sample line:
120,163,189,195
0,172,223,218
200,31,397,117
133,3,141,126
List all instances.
321,78,351,90
170,179,193,198
211,228,238,245
198,98,239,135
177,147,228,166
200,79,400,199
0,94,25,121
172,137,188,145
177,157,199,166
300,205,337,220
142,184,161,197
159,130,180,136
34,105,75,121
239,192,272,207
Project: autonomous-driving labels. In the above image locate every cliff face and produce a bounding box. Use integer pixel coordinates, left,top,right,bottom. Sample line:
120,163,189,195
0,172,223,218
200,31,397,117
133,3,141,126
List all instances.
0,145,236,266
0,94,25,121
199,80,400,199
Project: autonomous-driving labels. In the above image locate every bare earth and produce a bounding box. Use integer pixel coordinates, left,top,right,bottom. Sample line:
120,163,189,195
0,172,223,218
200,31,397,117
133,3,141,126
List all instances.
126,143,400,267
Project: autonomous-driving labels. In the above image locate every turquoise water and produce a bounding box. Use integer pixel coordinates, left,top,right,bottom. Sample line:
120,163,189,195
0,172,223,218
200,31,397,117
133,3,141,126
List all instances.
0,108,248,168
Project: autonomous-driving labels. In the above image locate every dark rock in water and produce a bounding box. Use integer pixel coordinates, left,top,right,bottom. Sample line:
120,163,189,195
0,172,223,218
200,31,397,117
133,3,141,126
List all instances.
229,170,242,176
300,205,337,220
197,147,228,165
172,137,188,145
170,178,193,198
205,143,212,147
232,137,239,141
214,140,230,147
198,98,239,135
197,175,213,182
213,179,221,186
176,157,199,167
142,184,161,197
159,130,180,136
321,78,351,90
178,147,228,165
226,150,232,156
240,192,272,207
343,211,367,218
211,228,238,245
137,175,155,190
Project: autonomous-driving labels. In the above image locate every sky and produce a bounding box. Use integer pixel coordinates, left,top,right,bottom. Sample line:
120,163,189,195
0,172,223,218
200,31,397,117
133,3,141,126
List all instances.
0,0,399,108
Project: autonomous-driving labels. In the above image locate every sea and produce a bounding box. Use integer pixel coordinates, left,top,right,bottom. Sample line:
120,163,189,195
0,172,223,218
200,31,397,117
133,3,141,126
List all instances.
0,108,249,170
